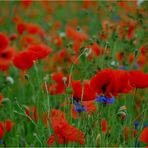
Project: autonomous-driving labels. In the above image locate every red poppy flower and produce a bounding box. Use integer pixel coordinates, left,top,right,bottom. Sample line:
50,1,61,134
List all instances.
0,47,16,65
13,51,35,71
48,72,69,95
114,70,133,94
140,45,147,55
72,80,96,101
44,109,65,128
47,117,84,146
140,127,148,144
137,54,147,67
127,22,135,40
101,118,107,134
90,69,132,98
129,70,148,88
0,33,9,51
90,69,115,97
25,106,38,122
0,122,4,140
26,23,40,34
4,120,14,132
22,0,32,8
28,44,52,60
90,43,101,57
0,94,3,104
66,26,89,42
51,36,63,47
129,53,134,64
123,126,129,141
17,22,26,35
0,47,16,71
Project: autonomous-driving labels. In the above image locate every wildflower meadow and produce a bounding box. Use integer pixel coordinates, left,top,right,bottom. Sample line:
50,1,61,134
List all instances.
0,1,148,147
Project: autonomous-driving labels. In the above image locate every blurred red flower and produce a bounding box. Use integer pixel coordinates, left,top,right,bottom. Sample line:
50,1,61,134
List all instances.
28,44,52,60
0,33,9,51
101,118,107,134
140,127,148,144
0,122,4,140
13,51,35,71
129,70,148,88
90,69,133,98
48,72,69,95
47,117,84,146
4,120,14,133
0,47,16,71
72,80,97,101
17,22,26,35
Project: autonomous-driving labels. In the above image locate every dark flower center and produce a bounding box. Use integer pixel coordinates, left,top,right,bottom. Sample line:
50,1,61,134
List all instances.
1,52,7,58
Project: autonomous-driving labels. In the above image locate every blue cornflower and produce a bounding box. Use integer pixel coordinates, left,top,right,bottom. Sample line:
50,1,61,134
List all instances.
134,121,140,130
73,99,86,113
118,65,129,70
134,63,139,70
95,95,115,104
133,121,148,129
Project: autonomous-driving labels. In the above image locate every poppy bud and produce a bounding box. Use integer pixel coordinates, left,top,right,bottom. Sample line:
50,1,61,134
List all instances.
96,133,101,147
6,76,14,85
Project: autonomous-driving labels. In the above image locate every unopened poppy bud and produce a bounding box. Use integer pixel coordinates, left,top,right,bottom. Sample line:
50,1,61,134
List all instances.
24,74,29,80
59,32,66,38
119,105,127,111
62,77,67,84
84,48,92,57
2,98,10,104
66,87,73,94
43,74,49,82
134,49,138,57
33,133,37,136
6,76,14,85
76,26,81,32
96,133,101,147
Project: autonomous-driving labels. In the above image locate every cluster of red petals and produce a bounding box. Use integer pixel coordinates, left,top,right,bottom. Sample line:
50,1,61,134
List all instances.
129,70,148,88
13,44,52,71
51,36,63,47
44,109,65,128
0,122,4,140
47,116,84,146
0,33,9,51
25,106,37,122
0,33,16,71
13,51,35,71
72,80,97,101
90,69,134,98
101,118,107,134
17,22,40,35
137,45,147,67
66,26,89,42
48,72,69,95
28,44,52,60
139,127,148,144
0,94,3,104
0,120,14,140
